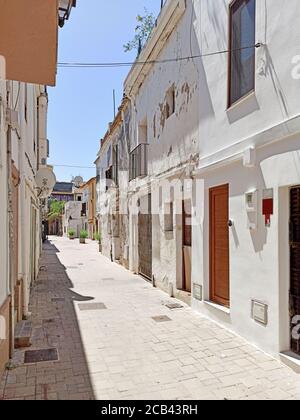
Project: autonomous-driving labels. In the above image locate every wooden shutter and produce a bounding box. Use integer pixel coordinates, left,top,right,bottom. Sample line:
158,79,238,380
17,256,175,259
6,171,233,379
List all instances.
210,185,230,307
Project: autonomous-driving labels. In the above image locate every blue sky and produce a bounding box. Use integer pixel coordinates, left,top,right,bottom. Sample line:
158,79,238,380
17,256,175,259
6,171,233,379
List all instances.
48,0,160,182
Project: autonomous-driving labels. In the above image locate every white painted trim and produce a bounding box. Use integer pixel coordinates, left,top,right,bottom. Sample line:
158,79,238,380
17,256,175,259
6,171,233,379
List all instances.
204,300,231,315
280,352,300,373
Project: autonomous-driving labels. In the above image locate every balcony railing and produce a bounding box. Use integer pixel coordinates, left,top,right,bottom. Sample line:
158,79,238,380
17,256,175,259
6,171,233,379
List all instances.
129,143,148,182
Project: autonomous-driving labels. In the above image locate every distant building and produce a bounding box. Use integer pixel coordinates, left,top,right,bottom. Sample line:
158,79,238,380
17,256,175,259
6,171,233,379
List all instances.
63,201,85,238
49,180,84,235
81,177,97,239
51,182,74,202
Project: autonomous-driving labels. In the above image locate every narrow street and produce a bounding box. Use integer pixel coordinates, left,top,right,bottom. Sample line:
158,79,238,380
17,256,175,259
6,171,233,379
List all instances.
1,237,300,401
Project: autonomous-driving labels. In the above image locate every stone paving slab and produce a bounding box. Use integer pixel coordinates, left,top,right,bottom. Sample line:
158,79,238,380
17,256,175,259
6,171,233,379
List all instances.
1,236,300,400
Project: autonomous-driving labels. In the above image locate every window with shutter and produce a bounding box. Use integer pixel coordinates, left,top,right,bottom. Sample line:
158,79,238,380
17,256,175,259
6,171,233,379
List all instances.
229,0,256,106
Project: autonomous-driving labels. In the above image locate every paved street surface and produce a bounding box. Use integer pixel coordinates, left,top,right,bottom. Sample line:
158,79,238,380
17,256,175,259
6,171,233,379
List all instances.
1,236,300,400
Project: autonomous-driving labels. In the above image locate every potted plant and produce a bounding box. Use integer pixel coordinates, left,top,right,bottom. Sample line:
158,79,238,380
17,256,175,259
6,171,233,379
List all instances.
79,230,88,244
95,232,102,253
68,229,75,240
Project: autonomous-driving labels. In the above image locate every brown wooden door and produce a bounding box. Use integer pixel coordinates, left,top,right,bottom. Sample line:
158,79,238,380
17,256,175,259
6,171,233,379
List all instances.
138,194,152,280
290,187,300,355
210,185,230,307
182,200,192,292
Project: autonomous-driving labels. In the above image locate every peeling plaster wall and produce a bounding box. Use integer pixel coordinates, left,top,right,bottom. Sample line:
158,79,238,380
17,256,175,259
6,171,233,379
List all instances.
131,6,200,175
96,102,132,265
127,0,201,291
125,0,300,356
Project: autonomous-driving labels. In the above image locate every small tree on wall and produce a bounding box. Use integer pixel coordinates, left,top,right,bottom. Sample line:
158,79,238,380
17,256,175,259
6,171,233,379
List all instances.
124,8,155,54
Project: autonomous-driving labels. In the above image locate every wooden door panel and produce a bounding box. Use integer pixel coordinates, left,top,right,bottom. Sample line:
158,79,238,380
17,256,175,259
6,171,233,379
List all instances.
210,185,230,307
182,200,192,292
138,194,152,280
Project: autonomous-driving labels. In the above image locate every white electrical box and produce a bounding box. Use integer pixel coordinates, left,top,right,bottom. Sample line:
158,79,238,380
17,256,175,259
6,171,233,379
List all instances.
252,300,268,326
243,147,256,168
193,284,203,301
245,190,258,230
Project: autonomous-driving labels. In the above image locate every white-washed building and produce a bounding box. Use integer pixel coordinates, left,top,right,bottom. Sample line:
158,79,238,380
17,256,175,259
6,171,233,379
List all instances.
97,0,300,362
63,201,85,238
0,0,76,373
0,80,52,372
95,98,131,266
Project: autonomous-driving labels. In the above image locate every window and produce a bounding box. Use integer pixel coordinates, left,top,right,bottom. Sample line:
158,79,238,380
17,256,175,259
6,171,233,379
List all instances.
163,202,174,232
229,0,256,106
129,143,148,181
166,85,175,119
81,203,87,217
112,145,119,186
105,166,113,191
138,119,148,144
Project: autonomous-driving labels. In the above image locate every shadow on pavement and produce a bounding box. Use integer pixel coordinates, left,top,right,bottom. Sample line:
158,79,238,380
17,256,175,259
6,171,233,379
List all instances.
0,240,96,400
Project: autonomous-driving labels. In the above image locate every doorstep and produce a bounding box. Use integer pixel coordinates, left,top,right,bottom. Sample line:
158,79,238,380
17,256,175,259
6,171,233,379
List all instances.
280,352,300,374
175,289,192,306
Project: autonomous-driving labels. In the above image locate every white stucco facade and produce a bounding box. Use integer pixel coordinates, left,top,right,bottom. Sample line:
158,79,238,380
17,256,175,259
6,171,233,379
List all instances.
190,0,300,357
95,0,300,360
0,79,50,371
63,201,85,238
0,81,9,311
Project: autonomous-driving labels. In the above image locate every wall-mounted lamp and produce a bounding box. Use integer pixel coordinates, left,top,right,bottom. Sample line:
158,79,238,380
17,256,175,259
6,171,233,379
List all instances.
58,0,76,28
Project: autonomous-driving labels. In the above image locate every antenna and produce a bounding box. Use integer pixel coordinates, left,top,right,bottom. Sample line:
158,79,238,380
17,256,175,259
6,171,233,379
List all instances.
113,89,116,119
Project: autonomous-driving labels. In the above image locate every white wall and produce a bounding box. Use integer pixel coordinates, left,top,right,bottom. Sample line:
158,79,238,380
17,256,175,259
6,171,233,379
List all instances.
123,0,300,356
188,0,300,356
63,201,84,238
197,0,300,161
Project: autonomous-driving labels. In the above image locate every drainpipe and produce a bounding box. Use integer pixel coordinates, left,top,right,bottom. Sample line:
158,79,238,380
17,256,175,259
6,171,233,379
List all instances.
6,81,14,356
37,90,48,258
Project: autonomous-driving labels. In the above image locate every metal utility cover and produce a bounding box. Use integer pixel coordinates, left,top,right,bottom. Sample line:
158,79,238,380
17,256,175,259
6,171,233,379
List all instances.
24,348,58,364
42,319,58,325
51,298,65,303
78,303,107,311
165,303,184,310
252,300,268,325
193,284,203,301
152,315,172,323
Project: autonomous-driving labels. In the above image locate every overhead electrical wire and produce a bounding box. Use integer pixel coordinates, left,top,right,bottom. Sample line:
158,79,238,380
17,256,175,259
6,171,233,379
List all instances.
53,44,262,171
51,164,95,169
58,44,262,69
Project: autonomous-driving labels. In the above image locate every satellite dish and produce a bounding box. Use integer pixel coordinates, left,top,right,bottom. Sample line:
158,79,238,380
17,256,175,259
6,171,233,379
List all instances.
73,176,84,187
35,167,56,199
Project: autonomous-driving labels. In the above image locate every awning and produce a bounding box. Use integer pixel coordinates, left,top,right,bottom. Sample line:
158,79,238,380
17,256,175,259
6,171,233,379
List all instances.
0,0,59,86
